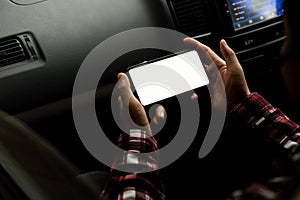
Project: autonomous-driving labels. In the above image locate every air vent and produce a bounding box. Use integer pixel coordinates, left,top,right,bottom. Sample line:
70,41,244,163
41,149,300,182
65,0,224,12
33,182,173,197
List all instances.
0,38,27,68
169,0,211,37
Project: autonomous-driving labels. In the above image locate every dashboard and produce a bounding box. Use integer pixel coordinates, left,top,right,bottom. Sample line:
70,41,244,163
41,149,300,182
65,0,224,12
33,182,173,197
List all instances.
0,0,293,199
0,0,288,113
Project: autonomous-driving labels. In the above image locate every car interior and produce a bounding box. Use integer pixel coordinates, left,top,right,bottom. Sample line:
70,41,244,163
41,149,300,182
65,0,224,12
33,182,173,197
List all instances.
0,0,295,199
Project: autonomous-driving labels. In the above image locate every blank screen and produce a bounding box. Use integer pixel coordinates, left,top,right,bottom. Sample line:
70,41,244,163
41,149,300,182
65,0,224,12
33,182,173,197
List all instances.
128,50,209,106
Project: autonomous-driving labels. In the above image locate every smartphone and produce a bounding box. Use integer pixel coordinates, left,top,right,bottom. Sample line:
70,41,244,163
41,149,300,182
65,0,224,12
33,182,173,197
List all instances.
127,49,209,106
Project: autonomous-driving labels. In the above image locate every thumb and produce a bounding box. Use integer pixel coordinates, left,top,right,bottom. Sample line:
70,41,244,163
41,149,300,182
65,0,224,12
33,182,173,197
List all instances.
220,39,240,69
117,72,149,128
117,73,133,104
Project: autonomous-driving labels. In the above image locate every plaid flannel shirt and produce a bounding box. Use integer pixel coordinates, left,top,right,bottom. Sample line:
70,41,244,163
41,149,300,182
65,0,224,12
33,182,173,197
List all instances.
101,92,300,200
229,92,300,167
99,129,165,200
228,92,300,199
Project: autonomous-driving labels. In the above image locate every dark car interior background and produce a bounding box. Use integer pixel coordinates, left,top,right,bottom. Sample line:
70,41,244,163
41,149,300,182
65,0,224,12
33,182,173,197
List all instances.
0,0,293,199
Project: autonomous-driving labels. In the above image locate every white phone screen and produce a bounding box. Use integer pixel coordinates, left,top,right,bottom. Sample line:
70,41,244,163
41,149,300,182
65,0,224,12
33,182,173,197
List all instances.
128,50,209,106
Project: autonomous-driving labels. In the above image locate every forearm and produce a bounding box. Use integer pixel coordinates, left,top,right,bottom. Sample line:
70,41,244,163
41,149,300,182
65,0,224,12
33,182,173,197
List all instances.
229,92,300,169
100,129,165,200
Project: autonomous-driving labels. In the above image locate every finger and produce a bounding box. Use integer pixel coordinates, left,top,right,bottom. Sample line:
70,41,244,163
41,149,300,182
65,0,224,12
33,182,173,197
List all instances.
118,95,123,114
205,63,219,82
117,73,150,128
183,37,226,67
191,93,198,101
129,99,149,127
220,39,241,70
152,105,166,125
244,183,276,199
117,72,133,103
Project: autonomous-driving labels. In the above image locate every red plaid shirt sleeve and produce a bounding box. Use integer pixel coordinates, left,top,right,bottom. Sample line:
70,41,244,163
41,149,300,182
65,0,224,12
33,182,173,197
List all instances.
229,92,300,169
99,129,165,200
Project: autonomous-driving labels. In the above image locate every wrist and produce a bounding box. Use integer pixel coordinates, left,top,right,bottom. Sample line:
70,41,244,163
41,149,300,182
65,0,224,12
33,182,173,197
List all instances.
118,129,158,152
228,91,252,112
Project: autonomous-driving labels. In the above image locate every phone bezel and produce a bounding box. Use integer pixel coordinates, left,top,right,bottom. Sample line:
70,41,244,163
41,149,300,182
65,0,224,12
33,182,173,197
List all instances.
126,49,207,106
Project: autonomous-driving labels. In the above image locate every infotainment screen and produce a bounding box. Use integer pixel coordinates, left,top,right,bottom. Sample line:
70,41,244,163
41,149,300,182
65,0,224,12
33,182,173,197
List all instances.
226,0,284,30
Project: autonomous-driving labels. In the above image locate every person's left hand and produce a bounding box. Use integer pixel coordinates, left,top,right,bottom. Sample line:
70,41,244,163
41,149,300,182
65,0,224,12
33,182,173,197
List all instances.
117,72,151,134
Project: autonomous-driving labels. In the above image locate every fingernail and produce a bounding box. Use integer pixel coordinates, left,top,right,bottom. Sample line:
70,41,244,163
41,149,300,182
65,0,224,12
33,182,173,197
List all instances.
221,39,228,46
159,110,164,118
153,116,158,125
119,75,126,82
118,75,128,90
191,93,198,100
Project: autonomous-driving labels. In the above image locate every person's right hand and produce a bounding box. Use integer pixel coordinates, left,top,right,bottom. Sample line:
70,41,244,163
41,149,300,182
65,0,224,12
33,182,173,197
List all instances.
184,38,251,110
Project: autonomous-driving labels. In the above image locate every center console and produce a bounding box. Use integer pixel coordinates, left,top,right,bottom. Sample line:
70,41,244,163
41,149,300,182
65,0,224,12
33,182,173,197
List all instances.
167,0,289,110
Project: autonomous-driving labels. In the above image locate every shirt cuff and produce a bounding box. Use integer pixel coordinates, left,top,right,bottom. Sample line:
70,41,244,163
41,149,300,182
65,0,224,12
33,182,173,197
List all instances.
228,92,300,153
228,92,274,128
111,129,159,173
117,129,158,153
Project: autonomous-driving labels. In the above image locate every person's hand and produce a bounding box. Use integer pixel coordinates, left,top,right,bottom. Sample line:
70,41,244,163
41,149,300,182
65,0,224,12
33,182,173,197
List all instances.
117,73,166,136
184,38,251,110
117,72,151,135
